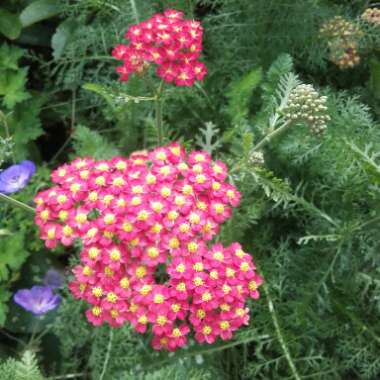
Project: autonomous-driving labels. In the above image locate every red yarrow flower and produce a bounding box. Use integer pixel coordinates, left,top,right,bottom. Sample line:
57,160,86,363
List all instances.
112,9,207,86
34,143,262,351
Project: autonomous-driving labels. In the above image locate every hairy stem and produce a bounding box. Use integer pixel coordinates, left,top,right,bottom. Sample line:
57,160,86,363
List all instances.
253,120,292,151
99,329,113,380
0,193,35,213
0,110,15,163
263,282,302,380
155,81,164,146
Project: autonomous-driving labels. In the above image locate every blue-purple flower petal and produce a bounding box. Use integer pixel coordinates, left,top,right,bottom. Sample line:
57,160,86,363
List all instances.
43,269,63,289
0,160,36,194
13,286,61,316
20,160,36,176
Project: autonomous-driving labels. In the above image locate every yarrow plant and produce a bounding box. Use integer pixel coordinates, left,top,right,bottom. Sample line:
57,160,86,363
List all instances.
282,84,330,135
320,16,362,69
361,7,380,26
112,9,207,86
33,143,262,351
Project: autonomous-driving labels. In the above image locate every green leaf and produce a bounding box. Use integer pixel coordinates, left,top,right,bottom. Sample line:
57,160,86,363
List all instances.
8,98,43,160
226,67,263,124
82,83,115,110
0,287,11,326
72,125,119,159
52,20,78,60
0,10,22,40
0,69,30,109
0,44,23,70
19,0,61,28
0,235,28,282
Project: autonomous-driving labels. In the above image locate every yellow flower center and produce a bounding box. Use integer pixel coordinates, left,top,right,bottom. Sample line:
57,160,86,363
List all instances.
75,213,87,224
140,284,152,296
115,161,127,170
138,315,148,324
95,176,106,186
249,280,257,291
182,184,193,195
57,195,67,204
131,196,142,206
104,214,115,225
92,306,102,316
193,262,203,272
202,292,212,302
92,287,103,298
187,242,198,253
151,201,163,212
88,192,98,201
156,315,167,326
160,187,171,198
179,223,190,233
154,294,164,304
171,304,181,312
172,328,182,337
117,277,129,289
220,321,230,330
240,262,250,272
136,266,147,278
176,282,186,292
110,249,121,261
213,203,225,214
122,222,133,232
197,309,206,319
167,210,178,221
189,213,200,224
169,237,180,248
137,210,149,221
176,264,186,273
147,247,159,258
88,247,100,259
113,177,125,187
63,225,73,236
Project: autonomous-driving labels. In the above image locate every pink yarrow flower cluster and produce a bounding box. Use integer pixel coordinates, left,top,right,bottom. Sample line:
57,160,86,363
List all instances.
34,144,262,351
112,9,207,86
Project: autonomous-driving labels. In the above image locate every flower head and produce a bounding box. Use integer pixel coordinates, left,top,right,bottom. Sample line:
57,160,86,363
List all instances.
34,143,262,350
13,286,61,316
112,10,207,86
0,160,35,194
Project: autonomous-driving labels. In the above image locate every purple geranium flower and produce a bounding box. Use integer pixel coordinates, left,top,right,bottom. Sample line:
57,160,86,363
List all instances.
0,160,36,194
43,269,63,289
13,286,61,316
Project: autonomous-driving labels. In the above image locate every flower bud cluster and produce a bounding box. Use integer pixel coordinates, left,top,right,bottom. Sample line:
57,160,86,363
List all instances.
34,143,262,351
320,16,362,69
112,9,207,86
361,8,380,26
283,84,330,135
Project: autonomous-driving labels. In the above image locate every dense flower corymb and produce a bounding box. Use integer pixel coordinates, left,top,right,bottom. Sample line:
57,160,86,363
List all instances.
112,9,207,86
34,144,262,351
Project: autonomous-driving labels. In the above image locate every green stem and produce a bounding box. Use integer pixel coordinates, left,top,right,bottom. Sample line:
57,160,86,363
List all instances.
253,120,292,151
0,193,35,214
0,111,15,163
99,329,113,380
155,81,164,146
263,282,302,380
